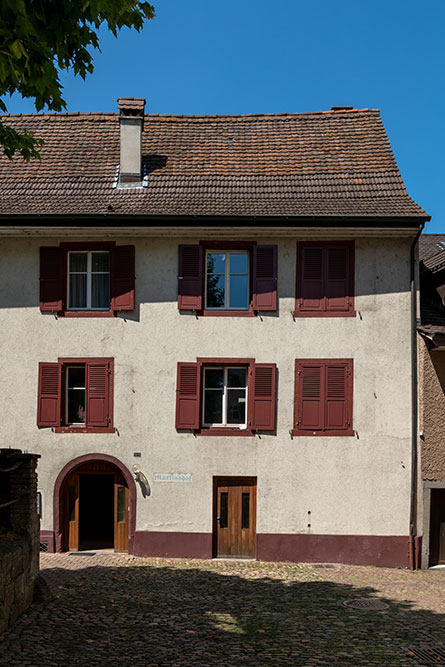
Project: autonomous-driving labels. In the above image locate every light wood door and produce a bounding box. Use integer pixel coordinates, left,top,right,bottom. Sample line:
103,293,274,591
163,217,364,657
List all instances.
114,480,128,552
67,473,80,551
214,477,256,558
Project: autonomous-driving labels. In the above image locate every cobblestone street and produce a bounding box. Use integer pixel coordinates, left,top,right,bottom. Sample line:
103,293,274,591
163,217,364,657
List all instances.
0,553,444,666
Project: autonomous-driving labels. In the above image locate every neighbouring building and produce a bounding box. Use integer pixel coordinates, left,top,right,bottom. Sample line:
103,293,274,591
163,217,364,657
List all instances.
418,234,445,567
0,100,430,567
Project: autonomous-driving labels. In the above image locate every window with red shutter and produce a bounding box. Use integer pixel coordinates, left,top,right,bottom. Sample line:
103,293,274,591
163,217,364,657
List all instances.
37,358,114,432
250,363,276,431
295,242,354,317
178,245,203,310
40,247,63,312
176,362,200,429
111,245,135,311
252,246,278,311
293,359,353,436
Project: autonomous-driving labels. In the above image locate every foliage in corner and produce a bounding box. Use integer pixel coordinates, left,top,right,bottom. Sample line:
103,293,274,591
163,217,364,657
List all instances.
0,0,155,161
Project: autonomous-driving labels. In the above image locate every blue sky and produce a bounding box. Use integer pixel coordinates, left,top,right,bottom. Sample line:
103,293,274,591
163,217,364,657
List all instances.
6,0,444,231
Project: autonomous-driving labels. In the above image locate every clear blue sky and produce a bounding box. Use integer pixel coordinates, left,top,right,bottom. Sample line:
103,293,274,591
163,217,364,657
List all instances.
6,0,445,231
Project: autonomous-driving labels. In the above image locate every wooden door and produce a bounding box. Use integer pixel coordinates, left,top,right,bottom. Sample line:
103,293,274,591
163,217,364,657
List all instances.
430,489,445,565
214,477,256,558
66,473,80,551
114,479,129,552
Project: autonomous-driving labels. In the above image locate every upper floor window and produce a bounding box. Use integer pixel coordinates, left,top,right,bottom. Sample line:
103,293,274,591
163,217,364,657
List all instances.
203,367,248,426
178,243,277,315
40,243,135,316
68,251,110,311
206,251,249,310
295,241,355,317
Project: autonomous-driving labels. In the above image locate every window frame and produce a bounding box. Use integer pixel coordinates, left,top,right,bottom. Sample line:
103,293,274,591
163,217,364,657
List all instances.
56,357,114,434
294,241,355,318
292,358,354,437
204,250,250,312
202,366,249,428
66,250,111,312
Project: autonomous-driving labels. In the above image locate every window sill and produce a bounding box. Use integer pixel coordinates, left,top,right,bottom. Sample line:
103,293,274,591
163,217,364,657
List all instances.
292,310,356,319
291,428,354,437
198,309,256,318
54,426,116,434
195,427,254,437
61,310,116,318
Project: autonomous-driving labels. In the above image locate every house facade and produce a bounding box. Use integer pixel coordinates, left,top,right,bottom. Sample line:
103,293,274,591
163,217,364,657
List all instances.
0,100,429,566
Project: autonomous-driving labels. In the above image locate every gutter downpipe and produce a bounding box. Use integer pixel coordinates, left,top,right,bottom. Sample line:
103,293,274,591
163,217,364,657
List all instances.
409,221,425,570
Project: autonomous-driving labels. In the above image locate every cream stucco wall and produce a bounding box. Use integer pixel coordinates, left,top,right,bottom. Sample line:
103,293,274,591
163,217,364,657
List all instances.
0,235,413,538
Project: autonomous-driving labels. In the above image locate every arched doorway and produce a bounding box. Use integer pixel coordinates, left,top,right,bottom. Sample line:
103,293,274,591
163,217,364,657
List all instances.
54,454,136,553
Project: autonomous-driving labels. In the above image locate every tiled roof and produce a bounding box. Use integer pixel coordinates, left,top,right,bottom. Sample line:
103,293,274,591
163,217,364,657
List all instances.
419,234,445,261
0,108,428,219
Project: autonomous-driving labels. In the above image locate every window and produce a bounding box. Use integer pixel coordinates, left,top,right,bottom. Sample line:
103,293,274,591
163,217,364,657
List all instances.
37,358,114,433
203,367,248,426
295,241,355,317
67,251,110,311
40,243,135,316
176,359,276,434
178,244,277,314
292,359,353,436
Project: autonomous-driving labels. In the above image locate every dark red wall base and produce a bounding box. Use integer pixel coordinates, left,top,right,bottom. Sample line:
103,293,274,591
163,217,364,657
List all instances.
133,531,213,559
257,533,411,568
40,530,55,553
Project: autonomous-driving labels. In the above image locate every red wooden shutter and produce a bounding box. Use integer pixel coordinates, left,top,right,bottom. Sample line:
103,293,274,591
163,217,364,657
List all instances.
86,361,110,427
178,245,203,310
326,246,349,312
111,245,135,311
250,363,276,431
40,247,63,312
37,362,62,427
325,362,351,431
297,362,324,431
175,362,200,429
252,245,277,311
299,246,325,312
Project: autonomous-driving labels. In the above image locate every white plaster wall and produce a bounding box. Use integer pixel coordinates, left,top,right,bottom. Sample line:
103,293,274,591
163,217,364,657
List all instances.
0,235,413,537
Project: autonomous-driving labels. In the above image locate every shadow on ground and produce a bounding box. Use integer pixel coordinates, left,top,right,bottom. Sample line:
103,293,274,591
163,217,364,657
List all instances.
1,561,444,666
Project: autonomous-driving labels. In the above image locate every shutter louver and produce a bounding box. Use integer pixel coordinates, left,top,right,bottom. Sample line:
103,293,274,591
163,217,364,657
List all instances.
86,362,110,427
326,246,349,311
40,247,63,312
178,245,203,310
300,247,324,311
252,245,277,311
37,362,61,427
111,245,135,311
175,362,200,429
298,362,324,430
250,363,276,431
325,363,349,430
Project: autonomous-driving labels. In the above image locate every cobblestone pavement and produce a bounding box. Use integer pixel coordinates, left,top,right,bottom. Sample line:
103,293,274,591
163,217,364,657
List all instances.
0,553,444,666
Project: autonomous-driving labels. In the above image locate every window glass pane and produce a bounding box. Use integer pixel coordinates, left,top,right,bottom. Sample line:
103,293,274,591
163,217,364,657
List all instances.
220,492,228,529
92,274,110,309
242,493,250,529
207,253,225,274
69,253,87,272
68,367,85,388
207,275,225,308
230,252,248,274
91,252,110,272
69,274,87,308
228,368,247,388
227,389,246,424
67,367,85,424
229,275,248,308
205,369,224,389
117,487,126,523
204,390,223,424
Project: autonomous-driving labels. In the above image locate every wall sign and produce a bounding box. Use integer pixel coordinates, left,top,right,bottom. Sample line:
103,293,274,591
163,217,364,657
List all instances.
154,473,192,483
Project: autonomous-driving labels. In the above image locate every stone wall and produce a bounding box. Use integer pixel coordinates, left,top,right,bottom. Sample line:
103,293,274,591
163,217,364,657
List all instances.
0,449,40,633
419,338,445,479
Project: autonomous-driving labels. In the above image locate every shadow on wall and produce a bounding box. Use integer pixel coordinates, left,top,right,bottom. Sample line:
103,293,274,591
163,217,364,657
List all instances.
430,349,445,394
6,562,445,664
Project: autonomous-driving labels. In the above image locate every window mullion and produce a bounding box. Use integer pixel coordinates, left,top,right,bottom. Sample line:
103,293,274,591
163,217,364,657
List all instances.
223,367,228,425
225,254,230,308
87,252,92,310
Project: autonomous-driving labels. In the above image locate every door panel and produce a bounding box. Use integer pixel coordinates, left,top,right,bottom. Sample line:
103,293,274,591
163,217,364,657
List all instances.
67,473,80,551
214,477,256,558
114,480,129,552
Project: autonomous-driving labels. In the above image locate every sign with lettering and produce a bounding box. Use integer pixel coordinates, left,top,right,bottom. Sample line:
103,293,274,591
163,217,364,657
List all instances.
153,473,192,483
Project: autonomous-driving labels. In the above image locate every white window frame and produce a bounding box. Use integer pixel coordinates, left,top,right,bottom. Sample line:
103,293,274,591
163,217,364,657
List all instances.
67,250,110,311
205,250,250,310
202,366,248,427
66,365,86,426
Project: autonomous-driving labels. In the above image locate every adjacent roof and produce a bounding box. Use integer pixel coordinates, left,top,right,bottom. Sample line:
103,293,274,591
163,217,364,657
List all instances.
419,235,445,338
419,234,445,262
0,108,428,219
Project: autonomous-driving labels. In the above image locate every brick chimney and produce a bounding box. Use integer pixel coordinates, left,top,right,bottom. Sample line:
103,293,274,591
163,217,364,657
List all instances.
118,97,146,185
